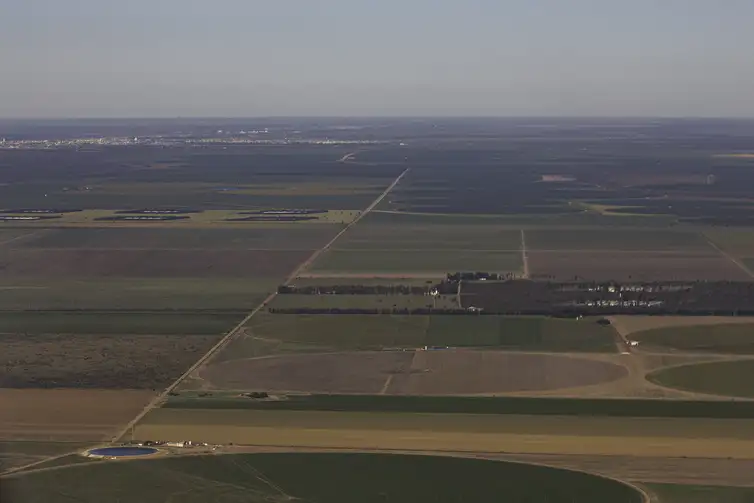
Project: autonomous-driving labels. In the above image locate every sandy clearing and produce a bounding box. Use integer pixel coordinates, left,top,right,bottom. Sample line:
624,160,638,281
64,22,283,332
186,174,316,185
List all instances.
0,389,154,442
608,316,754,337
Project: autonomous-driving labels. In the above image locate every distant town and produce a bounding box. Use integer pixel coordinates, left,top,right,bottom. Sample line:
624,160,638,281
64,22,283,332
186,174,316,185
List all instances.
0,130,388,150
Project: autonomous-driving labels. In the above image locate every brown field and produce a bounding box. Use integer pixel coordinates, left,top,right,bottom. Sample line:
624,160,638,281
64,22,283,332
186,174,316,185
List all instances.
200,350,627,395
528,251,746,281
0,249,310,278
135,409,754,460
0,389,153,441
608,316,754,337
0,334,219,389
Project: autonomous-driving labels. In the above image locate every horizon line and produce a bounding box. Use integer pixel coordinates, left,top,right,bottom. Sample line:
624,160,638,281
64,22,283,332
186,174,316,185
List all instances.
2,115,754,122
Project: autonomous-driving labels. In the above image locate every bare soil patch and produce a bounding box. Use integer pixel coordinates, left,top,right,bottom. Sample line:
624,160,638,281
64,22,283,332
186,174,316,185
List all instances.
528,251,746,281
0,249,310,278
386,350,627,395
201,351,627,395
609,316,754,337
0,333,219,388
202,352,414,394
0,389,153,441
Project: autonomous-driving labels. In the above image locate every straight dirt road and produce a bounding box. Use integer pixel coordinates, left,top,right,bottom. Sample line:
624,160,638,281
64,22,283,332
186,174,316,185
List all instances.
520,229,530,279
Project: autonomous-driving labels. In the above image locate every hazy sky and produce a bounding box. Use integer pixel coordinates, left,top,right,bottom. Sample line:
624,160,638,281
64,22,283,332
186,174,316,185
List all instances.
2,0,753,118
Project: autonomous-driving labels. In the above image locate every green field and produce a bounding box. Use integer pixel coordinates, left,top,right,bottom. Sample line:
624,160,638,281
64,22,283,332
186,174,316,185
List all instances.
0,311,245,335
427,316,618,352
2,453,643,503
241,313,429,352
163,393,754,419
232,314,617,355
633,323,754,353
525,228,712,251
648,360,754,398
648,483,754,503
0,279,276,310
309,250,523,273
268,294,458,310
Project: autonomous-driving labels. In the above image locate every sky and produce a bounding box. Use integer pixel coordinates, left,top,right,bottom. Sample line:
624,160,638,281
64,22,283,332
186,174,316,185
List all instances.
2,0,753,118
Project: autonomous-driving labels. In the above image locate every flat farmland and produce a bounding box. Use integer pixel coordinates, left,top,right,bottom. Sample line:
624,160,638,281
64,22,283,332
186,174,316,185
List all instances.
268,294,458,311
335,224,522,250
0,452,644,503
135,409,754,460
703,228,754,256
309,250,522,274
525,228,713,251
426,316,618,352
0,249,310,278
0,441,90,472
0,229,44,245
0,333,222,388
608,316,754,337
0,389,153,441
648,360,754,398
0,311,244,335
289,277,440,287
141,409,754,439
237,313,430,353
22,226,341,250
221,313,617,357
200,350,627,394
631,323,754,354
647,484,754,503
0,278,278,310
528,251,746,281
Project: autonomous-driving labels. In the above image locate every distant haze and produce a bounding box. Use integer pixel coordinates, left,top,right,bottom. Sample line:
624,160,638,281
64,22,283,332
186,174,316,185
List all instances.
2,0,754,118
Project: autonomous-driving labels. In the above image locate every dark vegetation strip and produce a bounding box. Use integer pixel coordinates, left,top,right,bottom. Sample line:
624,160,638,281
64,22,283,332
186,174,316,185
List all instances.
163,394,754,418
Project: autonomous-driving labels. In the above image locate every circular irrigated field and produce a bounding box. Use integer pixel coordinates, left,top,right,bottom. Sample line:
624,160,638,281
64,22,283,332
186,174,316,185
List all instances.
3,453,645,503
633,323,754,354
648,359,754,398
202,350,627,394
